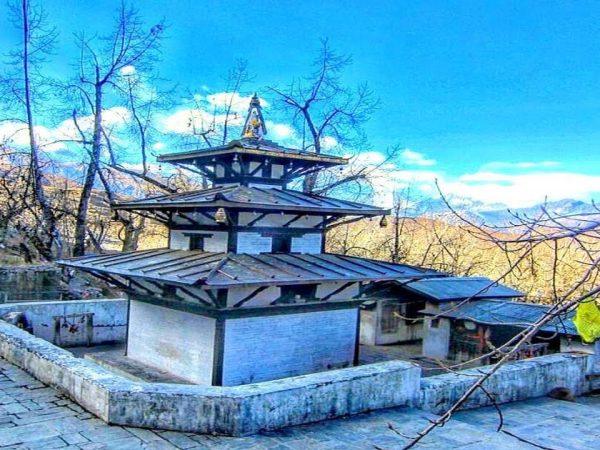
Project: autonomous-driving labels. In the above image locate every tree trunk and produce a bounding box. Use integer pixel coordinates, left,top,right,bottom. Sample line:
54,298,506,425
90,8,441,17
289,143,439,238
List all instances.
21,0,61,260
73,82,103,256
121,217,143,252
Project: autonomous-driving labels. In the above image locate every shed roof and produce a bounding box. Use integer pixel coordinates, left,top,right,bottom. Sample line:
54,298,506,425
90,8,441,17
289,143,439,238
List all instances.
402,277,524,301
58,249,442,288
114,185,387,216
420,299,577,336
157,138,346,166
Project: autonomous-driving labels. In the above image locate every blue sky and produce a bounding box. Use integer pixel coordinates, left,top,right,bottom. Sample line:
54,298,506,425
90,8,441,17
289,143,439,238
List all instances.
2,0,600,208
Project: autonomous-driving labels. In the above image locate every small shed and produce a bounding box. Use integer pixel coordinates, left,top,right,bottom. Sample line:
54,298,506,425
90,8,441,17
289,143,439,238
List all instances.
360,276,523,346
420,299,585,364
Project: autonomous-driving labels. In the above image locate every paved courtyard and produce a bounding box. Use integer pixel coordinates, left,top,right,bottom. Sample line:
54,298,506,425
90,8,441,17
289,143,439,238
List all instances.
0,357,599,449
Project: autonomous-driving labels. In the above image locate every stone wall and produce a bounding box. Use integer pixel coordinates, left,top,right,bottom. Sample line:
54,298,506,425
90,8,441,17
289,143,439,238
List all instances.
0,299,595,436
0,319,420,436
0,299,127,347
420,353,591,414
0,265,61,302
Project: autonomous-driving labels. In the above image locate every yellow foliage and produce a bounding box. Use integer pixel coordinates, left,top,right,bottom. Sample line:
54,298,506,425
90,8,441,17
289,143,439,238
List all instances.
573,301,600,343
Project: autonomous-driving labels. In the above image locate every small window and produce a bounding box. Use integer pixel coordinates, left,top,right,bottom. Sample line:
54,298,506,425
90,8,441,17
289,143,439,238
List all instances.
187,233,213,251
280,284,317,302
381,302,402,334
430,318,440,329
272,235,292,253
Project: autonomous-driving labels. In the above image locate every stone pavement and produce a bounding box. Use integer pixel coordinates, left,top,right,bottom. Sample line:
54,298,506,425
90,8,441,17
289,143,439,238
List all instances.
0,357,599,449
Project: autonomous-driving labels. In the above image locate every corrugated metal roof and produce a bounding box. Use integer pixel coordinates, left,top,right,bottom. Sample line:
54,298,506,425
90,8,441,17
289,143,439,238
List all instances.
157,138,346,166
114,185,387,215
421,299,577,336
58,249,442,288
403,277,524,301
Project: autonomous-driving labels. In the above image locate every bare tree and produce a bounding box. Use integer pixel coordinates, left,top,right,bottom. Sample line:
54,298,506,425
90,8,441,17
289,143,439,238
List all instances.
0,0,62,260
395,192,600,449
68,2,165,256
269,39,379,193
184,59,252,150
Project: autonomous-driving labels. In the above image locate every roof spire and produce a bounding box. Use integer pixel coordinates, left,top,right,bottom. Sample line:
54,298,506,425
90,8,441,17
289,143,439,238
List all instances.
241,93,267,140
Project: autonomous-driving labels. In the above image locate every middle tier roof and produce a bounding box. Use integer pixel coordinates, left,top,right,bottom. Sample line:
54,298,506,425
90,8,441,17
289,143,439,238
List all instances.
115,185,387,216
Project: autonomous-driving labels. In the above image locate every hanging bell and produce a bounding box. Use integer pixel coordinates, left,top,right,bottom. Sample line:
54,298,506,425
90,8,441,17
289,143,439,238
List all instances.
215,208,228,224
379,215,388,228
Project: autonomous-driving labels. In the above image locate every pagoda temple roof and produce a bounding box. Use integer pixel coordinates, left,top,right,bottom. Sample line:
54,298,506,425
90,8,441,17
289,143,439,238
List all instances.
157,138,347,167
114,185,387,216
59,249,443,288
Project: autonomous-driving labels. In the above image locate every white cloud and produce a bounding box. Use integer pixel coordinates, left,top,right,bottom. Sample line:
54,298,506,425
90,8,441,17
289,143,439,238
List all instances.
351,151,386,165
356,151,600,210
152,142,165,151
0,107,131,153
320,136,338,149
480,160,560,171
266,121,294,140
205,92,269,113
400,149,436,166
444,171,600,208
119,65,136,76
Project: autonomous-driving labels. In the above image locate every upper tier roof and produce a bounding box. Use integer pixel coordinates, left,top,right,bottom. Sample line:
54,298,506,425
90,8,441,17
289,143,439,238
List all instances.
157,138,347,167
58,248,443,288
115,185,387,216
157,94,347,184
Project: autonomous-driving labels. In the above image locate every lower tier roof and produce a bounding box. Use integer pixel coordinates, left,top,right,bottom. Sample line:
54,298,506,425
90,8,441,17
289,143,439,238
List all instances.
58,249,443,288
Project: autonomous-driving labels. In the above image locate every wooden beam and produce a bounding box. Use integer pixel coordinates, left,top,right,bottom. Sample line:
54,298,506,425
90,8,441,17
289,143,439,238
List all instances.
232,286,270,308
320,282,355,302
282,214,303,227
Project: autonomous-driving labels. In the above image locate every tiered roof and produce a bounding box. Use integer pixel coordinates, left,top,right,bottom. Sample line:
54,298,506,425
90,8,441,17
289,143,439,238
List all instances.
59,94,444,305
115,185,385,217
60,249,441,288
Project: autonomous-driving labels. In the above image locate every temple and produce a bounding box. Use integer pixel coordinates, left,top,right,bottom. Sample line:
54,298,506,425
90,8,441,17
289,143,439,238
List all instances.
59,95,441,386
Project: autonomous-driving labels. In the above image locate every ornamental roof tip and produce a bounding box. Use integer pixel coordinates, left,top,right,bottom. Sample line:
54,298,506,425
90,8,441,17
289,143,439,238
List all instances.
242,93,267,140
157,95,349,164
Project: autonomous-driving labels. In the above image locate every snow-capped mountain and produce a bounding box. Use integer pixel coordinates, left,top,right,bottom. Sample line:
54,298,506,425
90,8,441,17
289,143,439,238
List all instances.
407,197,599,227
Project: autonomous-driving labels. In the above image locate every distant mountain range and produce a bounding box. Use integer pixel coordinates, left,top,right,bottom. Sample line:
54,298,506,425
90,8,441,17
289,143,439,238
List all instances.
407,197,599,227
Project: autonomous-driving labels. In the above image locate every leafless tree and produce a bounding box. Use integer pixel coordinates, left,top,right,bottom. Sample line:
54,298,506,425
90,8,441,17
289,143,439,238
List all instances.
396,191,600,449
269,39,380,194
67,2,165,256
184,59,252,150
0,0,62,260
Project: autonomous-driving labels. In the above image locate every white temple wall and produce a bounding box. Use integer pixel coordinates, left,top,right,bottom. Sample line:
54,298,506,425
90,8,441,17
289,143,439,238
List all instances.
172,213,217,226
169,230,228,252
316,282,359,301
248,161,261,175
127,300,216,385
226,286,280,307
271,163,284,178
238,212,323,228
236,232,272,253
291,234,322,253
220,308,358,385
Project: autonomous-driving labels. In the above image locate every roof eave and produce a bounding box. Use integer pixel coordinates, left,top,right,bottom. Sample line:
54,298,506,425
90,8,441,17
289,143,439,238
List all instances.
112,201,388,217
157,145,347,166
